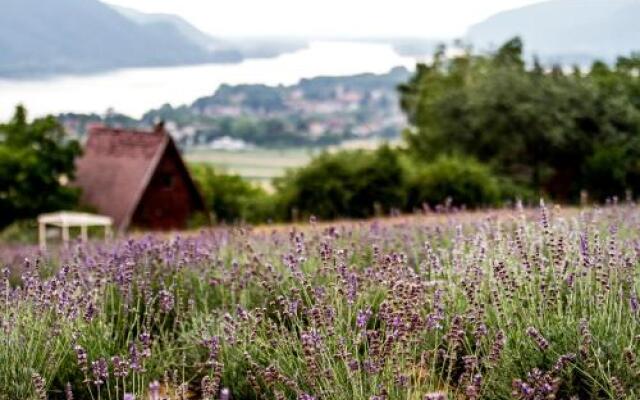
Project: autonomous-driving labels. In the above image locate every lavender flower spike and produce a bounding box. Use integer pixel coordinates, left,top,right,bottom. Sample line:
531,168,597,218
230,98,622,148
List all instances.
149,380,160,400
526,326,550,351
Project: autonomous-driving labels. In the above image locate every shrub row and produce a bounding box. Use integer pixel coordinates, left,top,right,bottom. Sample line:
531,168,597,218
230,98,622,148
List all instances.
190,147,525,224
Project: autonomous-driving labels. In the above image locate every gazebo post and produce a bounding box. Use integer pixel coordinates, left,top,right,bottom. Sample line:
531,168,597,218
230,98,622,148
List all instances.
39,222,47,251
62,222,70,245
81,225,88,242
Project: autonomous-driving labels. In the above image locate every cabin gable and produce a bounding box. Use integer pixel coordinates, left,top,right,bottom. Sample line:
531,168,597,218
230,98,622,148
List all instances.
130,141,203,230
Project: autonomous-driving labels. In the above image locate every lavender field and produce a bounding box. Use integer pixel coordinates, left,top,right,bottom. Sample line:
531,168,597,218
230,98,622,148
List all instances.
2,203,640,400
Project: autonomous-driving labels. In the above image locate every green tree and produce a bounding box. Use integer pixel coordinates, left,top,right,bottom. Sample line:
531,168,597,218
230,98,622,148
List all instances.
190,164,271,224
405,155,503,209
399,38,640,201
274,145,405,220
0,105,81,228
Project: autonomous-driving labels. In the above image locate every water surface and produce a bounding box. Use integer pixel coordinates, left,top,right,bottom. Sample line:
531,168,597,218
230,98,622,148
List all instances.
0,41,426,119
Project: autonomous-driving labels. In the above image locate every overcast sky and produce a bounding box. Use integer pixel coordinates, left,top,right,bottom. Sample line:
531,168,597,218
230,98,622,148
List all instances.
103,0,542,38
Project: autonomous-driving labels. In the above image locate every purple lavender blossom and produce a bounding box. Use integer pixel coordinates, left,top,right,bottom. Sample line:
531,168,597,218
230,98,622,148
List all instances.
356,307,373,329
139,331,152,358
74,345,88,373
202,336,220,365
148,380,160,400
65,382,74,400
128,343,141,372
158,289,175,313
111,355,129,378
423,393,446,400
526,327,550,351
91,358,108,386
31,372,46,400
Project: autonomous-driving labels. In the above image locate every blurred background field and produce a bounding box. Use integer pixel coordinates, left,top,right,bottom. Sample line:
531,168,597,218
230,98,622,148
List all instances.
185,137,402,188
186,148,312,188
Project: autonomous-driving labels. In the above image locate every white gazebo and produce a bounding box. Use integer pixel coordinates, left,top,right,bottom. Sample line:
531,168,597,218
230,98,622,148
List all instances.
37,211,113,250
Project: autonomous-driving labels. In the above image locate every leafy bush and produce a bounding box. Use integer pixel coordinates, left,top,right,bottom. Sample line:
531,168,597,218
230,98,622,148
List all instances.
0,219,38,244
190,150,526,224
405,155,503,209
582,141,640,201
190,164,272,224
274,145,405,220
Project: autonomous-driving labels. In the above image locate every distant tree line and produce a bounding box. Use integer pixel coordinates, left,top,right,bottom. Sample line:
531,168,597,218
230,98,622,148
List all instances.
400,37,640,202
191,147,510,223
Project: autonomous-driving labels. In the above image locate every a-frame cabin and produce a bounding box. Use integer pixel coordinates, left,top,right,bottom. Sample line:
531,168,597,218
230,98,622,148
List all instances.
75,125,206,231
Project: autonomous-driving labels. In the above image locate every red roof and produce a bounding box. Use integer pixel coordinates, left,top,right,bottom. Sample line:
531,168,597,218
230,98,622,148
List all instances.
75,126,173,231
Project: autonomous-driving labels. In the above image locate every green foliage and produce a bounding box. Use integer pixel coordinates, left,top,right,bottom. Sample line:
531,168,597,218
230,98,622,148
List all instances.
271,148,523,220
405,155,503,208
58,111,139,134
193,84,287,113
190,164,271,224
0,219,38,244
0,105,81,228
399,37,640,201
274,145,406,220
297,66,410,100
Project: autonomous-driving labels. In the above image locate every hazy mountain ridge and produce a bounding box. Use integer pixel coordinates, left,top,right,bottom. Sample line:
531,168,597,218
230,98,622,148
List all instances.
467,0,640,63
3,0,636,78
0,0,306,78
0,0,238,76
112,6,309,61
110,5,232,53
0,0,239,77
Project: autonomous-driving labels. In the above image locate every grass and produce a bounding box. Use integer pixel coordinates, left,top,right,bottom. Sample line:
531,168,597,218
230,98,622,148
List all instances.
185,148,314,188
183,138,402,188
1,204,639,399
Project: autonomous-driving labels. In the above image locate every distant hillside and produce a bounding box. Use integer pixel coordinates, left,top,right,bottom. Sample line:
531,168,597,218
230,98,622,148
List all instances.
110,5,229,53
467,0,640,63
59,67,411,148
0,0,242,77
111,6,309,60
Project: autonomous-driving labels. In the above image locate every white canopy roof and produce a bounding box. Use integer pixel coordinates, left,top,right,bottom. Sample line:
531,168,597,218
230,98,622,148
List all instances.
37,211,113,227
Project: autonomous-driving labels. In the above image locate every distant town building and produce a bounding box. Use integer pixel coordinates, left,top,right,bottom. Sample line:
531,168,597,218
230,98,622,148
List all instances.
74,125,206,231
208,136,251,150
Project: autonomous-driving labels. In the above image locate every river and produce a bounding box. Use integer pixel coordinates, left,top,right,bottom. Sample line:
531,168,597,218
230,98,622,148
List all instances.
0,41,427,120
